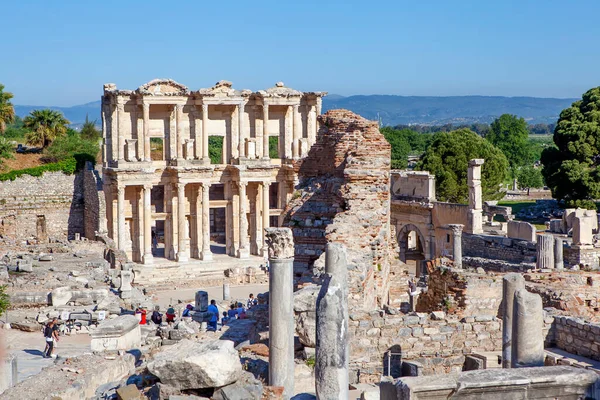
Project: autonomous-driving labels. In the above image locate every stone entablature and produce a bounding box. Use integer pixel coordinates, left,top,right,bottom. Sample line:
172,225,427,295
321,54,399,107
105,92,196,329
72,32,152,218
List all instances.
102,79,326,264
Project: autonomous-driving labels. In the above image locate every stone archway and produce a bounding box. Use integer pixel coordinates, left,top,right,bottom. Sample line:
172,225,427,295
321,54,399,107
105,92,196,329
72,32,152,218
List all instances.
397,223,427,264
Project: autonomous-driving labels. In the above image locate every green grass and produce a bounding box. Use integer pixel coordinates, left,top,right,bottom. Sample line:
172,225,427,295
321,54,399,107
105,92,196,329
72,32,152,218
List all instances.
497,200,536,215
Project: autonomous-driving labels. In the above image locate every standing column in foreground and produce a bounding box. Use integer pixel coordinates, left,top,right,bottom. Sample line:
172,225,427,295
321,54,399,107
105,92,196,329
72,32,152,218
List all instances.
316,243,349,400
448,224,464,269
511,288,545,368
555,237,564,270
266,228,295,399
238,182,250,258
537,233,554,269
176,182,188,262
142,184,153,265
502,273,525,368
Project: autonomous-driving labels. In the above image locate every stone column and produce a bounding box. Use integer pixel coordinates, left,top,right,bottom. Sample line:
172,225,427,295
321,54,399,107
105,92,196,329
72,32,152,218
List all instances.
238,102,246,158
202,104,209,161
201,182,212,261
238,182,250,259
193,109,201,160
284,106,292,159
316,243,349,400
502,273,525,368
143,103,151,162
223,283,230,301
265,228,295,399
292,104,300,159
511,288,544,368
176,182,188,262
448,224,463,269
262,103,270,159
262,181,270,257
467,159,484,234
142,185,153,265
307,103,316,147
176,104,184,161
555,237,564,270
117,101,125,163
536,234,554,269
117,185,126,251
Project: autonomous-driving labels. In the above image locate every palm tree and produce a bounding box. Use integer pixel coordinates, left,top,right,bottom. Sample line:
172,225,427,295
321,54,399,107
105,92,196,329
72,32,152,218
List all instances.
0,84,15,133
23,109,70,148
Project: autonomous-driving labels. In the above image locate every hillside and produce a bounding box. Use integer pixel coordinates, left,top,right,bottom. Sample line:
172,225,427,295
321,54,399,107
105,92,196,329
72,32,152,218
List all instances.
14,95,577,126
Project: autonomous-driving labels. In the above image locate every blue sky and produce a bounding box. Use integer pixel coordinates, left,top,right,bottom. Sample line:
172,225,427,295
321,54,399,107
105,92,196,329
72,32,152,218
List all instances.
2,0,599,106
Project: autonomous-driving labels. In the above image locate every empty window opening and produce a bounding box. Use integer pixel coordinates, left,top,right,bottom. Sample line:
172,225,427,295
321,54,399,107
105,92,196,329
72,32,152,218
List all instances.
209,136,224,164
150,138,164,161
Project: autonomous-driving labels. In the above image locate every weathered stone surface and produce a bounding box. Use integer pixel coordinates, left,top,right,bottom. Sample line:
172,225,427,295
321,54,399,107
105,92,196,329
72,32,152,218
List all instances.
51,286,72,306
507,221,537,242
116,383,141,400
512,289,544,368
91,315,141,352
294,285,320,347
147,339,242,390
502,273,525,368
536,234,554,269
11,321,39,332
194,291,208,312
212,371,263,400
265,228,295,260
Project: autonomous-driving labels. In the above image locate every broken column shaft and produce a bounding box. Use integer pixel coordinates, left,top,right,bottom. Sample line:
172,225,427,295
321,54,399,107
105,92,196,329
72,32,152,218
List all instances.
448,224,464,269
537,234,554,269
555,237,564,270
511,288,545,368
502,273,525,368
316,243,349,400
266,228,295,399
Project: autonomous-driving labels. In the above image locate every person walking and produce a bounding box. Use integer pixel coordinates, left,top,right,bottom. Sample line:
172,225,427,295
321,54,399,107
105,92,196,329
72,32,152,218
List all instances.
207,300,219,331
43,319,58,358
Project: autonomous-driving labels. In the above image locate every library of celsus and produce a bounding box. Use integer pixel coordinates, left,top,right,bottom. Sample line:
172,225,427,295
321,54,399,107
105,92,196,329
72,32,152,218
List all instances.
101,79,326,264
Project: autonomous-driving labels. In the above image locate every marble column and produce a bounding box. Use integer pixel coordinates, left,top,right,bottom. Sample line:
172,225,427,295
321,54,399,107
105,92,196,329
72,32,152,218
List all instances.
511,288,544,368
316,243,349,400
202,104,209,161
266,228,295,399
307,104,316,147
555,237,564,270
262,103,270,159
292,104,300,159
117,102,125,162
502,273,525,368
238,182,250,259
143,103,151,162
201,182,212,261
238,102,246,158
193,109,201,160
262,181,270,257
117,185,126,251
467,159,484,234
537,234,554,269
176,104,184,161
448,224,463,269
143,185,153,265
176,182,188,262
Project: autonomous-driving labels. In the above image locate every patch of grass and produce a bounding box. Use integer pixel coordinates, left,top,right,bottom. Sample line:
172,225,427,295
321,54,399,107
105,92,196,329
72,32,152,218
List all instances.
497,201,536,215
306,356,315,369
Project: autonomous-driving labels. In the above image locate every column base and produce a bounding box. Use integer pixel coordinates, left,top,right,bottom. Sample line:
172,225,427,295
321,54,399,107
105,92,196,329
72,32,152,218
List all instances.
176,252,189,262
201,250,213,261
143,253,154,265
237,248,250,259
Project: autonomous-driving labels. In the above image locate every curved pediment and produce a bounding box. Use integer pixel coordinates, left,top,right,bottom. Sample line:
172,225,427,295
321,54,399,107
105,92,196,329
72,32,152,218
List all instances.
137,79,189,96
257,81,302,98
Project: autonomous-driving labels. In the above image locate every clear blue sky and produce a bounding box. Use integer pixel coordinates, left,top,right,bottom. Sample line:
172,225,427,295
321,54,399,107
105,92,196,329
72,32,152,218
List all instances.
2,0,599,106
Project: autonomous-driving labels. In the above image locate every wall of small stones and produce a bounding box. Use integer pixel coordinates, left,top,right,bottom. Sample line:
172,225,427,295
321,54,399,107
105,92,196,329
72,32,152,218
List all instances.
0,171,84,241
546,315,600,361
348,311,502,382
83,163,106,239
462,233,536,264
564,245,600,269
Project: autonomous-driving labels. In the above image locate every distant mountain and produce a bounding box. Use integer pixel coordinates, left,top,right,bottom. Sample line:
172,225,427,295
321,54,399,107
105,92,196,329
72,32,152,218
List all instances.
14,95,577,126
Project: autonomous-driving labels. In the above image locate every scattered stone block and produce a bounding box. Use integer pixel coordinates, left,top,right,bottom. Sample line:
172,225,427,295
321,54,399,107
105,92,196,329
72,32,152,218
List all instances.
11,321,39,332
116,383,141,400
212,371,263,400
507,221,537,242
90,315,141,352
39,255,53,262
194,291,208,312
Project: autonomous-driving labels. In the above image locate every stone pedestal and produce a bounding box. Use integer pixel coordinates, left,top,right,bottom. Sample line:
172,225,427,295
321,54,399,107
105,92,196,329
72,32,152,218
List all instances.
90,315,141,352
316,243,349,400
119,270,133,299
511,289,544,368
555,237,564,270
502,273,525,368
536,234,554,269
223,283,230,301
195,290,208,312
265,228,295,399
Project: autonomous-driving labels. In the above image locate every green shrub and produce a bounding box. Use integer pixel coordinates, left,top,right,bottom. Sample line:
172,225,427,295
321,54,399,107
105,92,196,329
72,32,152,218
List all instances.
44,133,99,164
0,137,14,162
0,157,77,181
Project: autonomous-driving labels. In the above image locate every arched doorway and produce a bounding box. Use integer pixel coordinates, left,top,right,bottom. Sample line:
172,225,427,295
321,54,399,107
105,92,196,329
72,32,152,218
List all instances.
397,224,426,275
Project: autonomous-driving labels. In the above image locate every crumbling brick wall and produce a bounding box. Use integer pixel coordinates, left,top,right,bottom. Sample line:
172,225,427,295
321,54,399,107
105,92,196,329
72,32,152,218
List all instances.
284,109,393,309
0,171,84,241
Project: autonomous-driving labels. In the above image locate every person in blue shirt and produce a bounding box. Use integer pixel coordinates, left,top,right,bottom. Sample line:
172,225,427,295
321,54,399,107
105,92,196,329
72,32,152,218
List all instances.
207,300,219,331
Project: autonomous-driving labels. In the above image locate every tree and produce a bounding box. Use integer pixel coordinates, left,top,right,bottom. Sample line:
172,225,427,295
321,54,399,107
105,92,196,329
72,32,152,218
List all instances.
381,127,411,169
0,137,14,165
0,84,15,133
541,87,600,207
486,114,531,173
80,114,101,141
23,109,70,148
417,128,508,203
516,166,544,195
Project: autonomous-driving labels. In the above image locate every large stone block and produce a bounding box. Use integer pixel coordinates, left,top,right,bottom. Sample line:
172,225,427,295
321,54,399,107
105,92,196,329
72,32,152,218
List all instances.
507,221,537,242
90,315,141,352
147,339,242,390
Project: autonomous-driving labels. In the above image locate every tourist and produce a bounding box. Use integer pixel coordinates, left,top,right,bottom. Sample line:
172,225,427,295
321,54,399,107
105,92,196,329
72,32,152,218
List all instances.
236,302,245,315
182,304,193,317
246,293,257,309
221,311,230,328
166,305,176,324
151,307,163,325
227,304,238,319
43,319,58,358
207,300,219,331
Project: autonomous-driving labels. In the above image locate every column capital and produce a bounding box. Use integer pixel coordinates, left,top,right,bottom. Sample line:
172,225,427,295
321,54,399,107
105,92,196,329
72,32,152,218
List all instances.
116,185,125,195
447,224,464,235
142,102,150,112
292,104,299,111
202,103,209,113
116,102,125,111
238,181,248,189
201,181,212,189
143,183,153,190
176,103,184,112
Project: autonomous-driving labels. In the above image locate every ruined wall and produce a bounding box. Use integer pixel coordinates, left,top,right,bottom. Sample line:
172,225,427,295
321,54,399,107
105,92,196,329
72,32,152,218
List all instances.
83,163,106,239
349,311,502,382
564,245,600,269
551,316,600,361
0,171,84,241
284,109,392,309
462,233,537,264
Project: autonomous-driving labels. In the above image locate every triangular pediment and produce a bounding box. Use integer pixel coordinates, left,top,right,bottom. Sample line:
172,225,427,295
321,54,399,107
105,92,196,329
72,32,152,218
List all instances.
137,79,189,96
